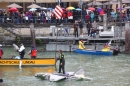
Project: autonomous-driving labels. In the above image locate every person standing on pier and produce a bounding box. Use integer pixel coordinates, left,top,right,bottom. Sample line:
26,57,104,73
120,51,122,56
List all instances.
73,20,78,37
28,45,37,59
0,44,3,59
57,50,65,74
78,19,84,37
86,22,92,37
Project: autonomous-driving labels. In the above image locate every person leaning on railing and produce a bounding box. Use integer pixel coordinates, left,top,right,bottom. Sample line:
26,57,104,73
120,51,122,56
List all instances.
32,11,37,24
3,12,7,23
73,20,78,37
0,11,4,23
86,13,90,23
46,10,51,23
86,21,92,37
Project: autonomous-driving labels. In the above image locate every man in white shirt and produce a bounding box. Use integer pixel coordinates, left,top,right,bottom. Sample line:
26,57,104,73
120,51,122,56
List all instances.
18,43,25,59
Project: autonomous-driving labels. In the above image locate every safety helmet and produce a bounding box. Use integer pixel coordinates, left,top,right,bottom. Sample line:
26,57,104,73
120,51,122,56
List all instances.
80,40,84,43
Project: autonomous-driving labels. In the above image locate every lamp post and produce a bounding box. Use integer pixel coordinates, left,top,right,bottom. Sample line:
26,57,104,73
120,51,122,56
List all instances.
79,0,83,20
30,23,36,49
119,0,122,37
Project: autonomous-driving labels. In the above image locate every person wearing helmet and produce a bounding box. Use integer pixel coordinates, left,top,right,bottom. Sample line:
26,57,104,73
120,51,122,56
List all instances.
28,45,37,59
78,40,86,50
102,42,110,52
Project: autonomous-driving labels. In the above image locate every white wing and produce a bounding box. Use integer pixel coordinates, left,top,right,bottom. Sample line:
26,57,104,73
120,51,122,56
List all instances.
13,44,19,51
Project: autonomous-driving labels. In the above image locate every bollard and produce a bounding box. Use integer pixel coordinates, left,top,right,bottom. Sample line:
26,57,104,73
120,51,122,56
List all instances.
103,14,107,31
125,30,130,54
50,26,56,37
69,45,72,52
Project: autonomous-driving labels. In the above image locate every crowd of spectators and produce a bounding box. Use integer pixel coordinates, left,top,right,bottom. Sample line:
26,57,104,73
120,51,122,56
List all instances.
0,7,130,24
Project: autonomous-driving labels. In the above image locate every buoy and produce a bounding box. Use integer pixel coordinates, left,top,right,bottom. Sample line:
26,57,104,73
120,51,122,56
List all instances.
48,69,52,74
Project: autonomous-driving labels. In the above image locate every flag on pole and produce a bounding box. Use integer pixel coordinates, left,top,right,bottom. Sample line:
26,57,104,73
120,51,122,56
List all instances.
54,5,63,19
58,0,62,4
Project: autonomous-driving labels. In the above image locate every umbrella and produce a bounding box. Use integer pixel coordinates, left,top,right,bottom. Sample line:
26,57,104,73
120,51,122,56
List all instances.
117,8,124,10
87,1,102,6
104,1,119,5
88,7,95,11
75,8,82,11
47,8,53,10
62,8,66,10
97,8,102,12
122,0,130,3
96,7,101,9
66,6,75,10
125,6,130,9
8,7,18,12
27,4,41,8
0,8,5,11
29,8,37,11
40,7,47,10
7,3,22,8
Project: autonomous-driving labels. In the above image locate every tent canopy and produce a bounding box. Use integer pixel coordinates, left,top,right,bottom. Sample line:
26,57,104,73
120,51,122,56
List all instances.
27,4,41,8
7,3,22,8
87,1,102,6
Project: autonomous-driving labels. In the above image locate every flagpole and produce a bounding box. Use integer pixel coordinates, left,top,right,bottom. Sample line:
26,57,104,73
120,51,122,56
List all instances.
79,0,83,21
54,0,58,72
54,0,61,72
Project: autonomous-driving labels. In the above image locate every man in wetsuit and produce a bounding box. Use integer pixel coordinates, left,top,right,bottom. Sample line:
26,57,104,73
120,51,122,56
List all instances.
57,50,65,74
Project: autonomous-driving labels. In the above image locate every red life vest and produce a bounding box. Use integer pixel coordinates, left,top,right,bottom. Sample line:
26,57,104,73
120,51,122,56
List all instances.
0,50,2,57
31,50,37,56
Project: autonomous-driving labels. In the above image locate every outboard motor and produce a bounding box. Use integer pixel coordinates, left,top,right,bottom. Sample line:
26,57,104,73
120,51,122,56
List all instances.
0,79,3,83
113,47,119,55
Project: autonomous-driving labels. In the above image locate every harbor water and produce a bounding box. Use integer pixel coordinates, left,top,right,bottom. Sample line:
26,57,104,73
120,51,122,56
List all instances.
0,47,130,86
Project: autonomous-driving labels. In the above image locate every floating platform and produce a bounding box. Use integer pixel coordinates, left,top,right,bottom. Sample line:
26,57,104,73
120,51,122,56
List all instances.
0,58,56,66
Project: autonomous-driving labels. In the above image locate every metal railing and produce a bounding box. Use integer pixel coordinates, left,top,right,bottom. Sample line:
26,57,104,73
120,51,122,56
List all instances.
0,15,130,24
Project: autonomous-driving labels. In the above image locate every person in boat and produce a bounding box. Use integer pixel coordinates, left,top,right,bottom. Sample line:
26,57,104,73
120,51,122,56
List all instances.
102,42,110,52
18,43,25,59
79,40,86,50
0,44,3,59
28,45,37,59
57,50,65,74
113,46,120,55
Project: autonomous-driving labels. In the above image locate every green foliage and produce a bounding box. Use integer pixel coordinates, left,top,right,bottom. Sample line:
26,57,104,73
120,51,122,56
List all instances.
36,38,42,44
15,36,20,44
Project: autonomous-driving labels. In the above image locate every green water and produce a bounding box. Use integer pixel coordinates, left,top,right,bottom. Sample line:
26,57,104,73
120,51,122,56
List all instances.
0,47,130,86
